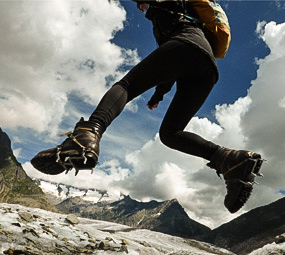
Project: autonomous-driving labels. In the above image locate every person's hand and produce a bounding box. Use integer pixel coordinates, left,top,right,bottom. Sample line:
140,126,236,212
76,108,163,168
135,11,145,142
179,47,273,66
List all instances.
147,103,159,110
138,3,148,13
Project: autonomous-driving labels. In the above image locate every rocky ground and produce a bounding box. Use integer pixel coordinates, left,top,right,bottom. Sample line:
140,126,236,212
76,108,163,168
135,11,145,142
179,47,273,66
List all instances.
0,203,235,255
1,203,285,255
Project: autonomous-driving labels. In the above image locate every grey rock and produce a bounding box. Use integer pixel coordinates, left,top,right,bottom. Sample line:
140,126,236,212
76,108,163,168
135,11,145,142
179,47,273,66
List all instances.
121,239,129,245
23,228,40,238
19,212,34,222
120,245,129,253
12,222,22,227
66,214,79,225
84,231,93,239
275,233,285,244
42,225,58,238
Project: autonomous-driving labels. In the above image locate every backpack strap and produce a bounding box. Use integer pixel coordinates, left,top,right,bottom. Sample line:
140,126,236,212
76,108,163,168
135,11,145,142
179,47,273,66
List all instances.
151,4,203,26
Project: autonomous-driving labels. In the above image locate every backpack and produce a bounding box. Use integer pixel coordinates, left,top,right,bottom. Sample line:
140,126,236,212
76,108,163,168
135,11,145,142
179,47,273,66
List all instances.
183,0,231,58
135,0,231,58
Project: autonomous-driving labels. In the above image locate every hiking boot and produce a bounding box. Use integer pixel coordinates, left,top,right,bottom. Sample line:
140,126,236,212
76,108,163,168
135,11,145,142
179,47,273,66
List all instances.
207,147,264,213
31,118,103,176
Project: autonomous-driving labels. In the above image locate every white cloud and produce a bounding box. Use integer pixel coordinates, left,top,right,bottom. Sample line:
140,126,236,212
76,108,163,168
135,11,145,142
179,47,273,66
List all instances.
240,21,285,205
12,136,22,144
186,117,223,141
245,23,285,157
214,96,252,148
259,22,285,59
0,0,139,136
23,159,130,199
256,21,267,39
13,148,22,159
278,97,285,108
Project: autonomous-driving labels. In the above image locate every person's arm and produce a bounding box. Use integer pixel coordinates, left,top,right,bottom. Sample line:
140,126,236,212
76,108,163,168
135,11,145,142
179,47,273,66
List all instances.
130,0,175,109
147,81,174,110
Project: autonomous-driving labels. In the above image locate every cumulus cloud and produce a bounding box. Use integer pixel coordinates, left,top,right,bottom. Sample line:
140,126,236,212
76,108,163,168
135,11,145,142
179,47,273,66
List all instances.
241,21,285,200
23,159,130,199
255,21,267,39
0,0,139,136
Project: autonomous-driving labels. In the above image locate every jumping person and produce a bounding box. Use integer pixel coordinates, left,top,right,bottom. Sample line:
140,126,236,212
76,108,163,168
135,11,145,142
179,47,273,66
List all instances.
31,0,263,213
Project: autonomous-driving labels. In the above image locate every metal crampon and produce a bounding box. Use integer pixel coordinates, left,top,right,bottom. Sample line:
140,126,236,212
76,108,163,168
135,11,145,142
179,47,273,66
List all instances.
55,131,98,176
238,157,265,187
225,157,265,188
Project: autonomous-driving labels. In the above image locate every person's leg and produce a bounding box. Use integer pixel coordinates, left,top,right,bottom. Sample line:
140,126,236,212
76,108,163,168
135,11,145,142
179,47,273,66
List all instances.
159,77,219,161
158,48,264,214
31,40,198,174
159,46,219,161
87,40,193,131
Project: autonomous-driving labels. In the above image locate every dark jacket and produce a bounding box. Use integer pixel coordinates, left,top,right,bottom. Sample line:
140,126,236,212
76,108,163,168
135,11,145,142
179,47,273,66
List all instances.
132,0,218,105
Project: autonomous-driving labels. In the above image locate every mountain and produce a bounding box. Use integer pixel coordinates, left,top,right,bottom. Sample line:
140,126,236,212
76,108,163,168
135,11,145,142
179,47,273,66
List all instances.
0,128,56,211
56,195,211,239
32,178,115,205
52,181,285,254
199,197,285,255
37,177,285,254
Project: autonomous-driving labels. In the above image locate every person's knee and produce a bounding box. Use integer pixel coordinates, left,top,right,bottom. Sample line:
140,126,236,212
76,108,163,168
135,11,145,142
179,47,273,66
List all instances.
113,80,137,103
112,81,127,92
159,127,174,148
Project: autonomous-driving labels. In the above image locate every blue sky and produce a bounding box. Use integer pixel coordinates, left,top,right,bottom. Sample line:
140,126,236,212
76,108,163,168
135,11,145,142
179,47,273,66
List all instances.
0,0,284,228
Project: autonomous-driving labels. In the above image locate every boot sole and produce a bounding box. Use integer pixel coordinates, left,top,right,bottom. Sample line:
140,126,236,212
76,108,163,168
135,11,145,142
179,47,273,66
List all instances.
225,154,264,213
31,148,98,175
31,150,65,175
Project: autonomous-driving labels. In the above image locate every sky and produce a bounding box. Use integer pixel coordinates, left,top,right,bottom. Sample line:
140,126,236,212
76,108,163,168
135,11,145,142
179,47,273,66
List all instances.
0,0,284,228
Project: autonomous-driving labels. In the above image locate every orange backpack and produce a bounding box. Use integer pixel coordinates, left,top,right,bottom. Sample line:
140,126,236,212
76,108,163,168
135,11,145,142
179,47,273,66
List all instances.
185,0,231,58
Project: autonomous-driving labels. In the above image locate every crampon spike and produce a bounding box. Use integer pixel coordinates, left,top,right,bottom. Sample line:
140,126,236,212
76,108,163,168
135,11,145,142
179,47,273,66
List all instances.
56,146,61,163
54,144,97,176
56,154,94,176
239,180,254,187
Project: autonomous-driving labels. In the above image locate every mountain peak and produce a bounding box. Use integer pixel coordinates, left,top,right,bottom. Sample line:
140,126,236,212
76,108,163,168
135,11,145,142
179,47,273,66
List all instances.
0,128,16,165
57,194,211,239
200,197,285,254
0,127,56,212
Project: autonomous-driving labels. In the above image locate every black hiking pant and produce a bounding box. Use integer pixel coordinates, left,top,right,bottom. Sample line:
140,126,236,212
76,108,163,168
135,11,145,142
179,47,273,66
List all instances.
89,39,219,160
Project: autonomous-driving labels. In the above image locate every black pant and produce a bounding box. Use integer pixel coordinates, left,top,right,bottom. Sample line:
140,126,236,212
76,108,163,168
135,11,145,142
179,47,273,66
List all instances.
89,39,219,160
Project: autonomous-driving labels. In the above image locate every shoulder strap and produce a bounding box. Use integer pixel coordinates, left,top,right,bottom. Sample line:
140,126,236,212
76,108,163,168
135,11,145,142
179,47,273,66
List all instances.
151,2,203,25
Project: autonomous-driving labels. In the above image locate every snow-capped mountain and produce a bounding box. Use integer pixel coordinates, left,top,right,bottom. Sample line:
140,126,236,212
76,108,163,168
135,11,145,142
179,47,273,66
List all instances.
34,179,211,240
35,178,285,255
33,178,122,205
